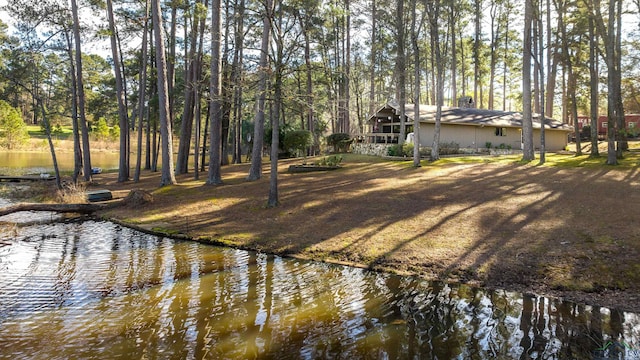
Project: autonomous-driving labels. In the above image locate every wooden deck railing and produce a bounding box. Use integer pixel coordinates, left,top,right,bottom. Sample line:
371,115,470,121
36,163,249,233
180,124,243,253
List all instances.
364,133,400,144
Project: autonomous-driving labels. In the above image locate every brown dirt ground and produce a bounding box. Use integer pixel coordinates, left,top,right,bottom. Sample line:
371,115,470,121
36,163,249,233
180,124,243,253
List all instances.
88,154,640,312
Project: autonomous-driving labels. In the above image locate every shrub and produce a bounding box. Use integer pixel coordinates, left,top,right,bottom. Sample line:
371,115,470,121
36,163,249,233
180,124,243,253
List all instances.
0,100,29,149
387,143,414,157
419,147,431,157
439,141,460,155
621,126,639,139
485,142,492,149
283,130,312,157
387,144,403,156
109,124,120,141
56,181,87,204
388,142,464,157
94,117,110,140
402,143,414,156
316,155,343,167
53,124,64,136
265,126,286,148
326,133,352,153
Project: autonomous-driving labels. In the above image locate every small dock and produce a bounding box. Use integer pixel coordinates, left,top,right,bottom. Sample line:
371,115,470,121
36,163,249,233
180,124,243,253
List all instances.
0,175,57,182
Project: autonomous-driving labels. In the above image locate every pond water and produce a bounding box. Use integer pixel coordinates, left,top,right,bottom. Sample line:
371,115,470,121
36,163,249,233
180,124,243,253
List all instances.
0,151,122,176
1,215,640,359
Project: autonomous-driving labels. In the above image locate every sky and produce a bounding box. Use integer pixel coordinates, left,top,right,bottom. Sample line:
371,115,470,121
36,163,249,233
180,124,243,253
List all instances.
0,0,16,36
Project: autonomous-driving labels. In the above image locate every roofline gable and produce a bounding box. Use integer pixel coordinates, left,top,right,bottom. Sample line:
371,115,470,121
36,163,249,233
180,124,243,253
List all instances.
370,102,573,132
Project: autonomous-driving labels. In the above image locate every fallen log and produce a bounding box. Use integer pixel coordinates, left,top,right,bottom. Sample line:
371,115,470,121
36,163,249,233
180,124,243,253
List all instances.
0,202,119,217
0,190,151,218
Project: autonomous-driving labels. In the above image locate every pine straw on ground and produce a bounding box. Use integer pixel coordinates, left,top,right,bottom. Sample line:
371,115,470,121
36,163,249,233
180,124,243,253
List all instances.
90,154,640,312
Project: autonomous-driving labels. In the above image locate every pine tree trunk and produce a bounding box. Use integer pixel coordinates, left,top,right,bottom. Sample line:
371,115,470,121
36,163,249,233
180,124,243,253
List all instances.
588,15,600,157
428,0,442,161
134,1,149,182
538,5,546,164
230,0,245,164
152,0,177,186
344,0,351,134
168,2,177,129
207,0,223,185
473,0,482,108
176,6,200,175
247,1,271,181
37,100,62,189
557,0,580,155
193,0,208,178
488,3,498,110
71,0,92,181
396,0,406,145
368,0,376,118
449,3,457,107
64,31,82,184
522,0,535,161
593,0,622,164
107,0,130,182
146,30,154,171
411,0,421,167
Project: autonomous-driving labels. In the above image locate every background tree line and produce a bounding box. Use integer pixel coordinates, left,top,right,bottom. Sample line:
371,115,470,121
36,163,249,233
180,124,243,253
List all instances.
1,0,640,201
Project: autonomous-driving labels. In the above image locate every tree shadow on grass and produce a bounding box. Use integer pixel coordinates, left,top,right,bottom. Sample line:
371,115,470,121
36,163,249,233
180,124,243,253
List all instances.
99,156,640,310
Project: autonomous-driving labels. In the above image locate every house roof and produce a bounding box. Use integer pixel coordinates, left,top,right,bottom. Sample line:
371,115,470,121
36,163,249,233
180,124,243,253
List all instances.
371,103,574,132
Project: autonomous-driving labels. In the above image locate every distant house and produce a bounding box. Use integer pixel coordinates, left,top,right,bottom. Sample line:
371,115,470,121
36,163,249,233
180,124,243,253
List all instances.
365,103,573,151
576,114,640,138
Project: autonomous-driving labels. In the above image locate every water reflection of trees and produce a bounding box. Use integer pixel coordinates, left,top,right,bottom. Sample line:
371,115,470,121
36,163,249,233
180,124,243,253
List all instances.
2,221,640,359
187,253,640,359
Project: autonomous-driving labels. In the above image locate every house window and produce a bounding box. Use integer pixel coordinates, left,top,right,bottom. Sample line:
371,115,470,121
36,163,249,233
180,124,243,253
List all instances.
602,122,608,128
629,122,637,129
495,127,507,136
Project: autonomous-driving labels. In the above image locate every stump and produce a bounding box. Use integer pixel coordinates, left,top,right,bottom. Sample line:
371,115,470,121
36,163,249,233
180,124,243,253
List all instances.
123,189,154,206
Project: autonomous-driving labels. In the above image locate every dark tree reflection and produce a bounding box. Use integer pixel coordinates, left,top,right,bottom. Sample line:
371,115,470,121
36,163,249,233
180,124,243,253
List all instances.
1,220,640,359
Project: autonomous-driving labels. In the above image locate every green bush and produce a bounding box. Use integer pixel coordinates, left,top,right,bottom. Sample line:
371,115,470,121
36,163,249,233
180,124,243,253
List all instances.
109,124,120,141
439,141,460,155
53,124,64,136
388,142,464,157
387,144,403,156
387,143,413,157
388,143,427,157
316,155,343,167
326,133,352,153
283,130,312,157
265,126,285,147
94,117,110,140
419,147,431,157
403,143,415,156
0,100,29,149
621,126,639,139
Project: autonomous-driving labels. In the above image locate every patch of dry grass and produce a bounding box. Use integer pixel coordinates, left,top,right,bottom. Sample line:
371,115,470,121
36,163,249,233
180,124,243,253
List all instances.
55,182,88,204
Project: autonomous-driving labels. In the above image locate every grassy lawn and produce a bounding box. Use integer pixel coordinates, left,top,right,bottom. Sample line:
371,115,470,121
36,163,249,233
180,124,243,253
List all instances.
26,124,73,140
391,143,640,169
71,150,640,311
